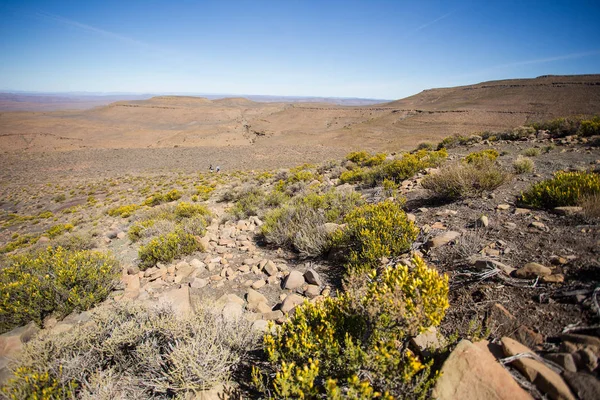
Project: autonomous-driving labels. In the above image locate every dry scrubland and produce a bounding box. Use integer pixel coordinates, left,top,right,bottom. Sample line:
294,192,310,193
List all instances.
0,113,599,399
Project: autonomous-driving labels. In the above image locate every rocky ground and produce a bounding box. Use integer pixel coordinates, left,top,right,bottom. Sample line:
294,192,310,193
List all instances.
0,132,599,399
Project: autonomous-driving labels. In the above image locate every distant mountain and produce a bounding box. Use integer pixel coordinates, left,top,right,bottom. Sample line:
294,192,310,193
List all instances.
0,92,389,111
1,75,598,153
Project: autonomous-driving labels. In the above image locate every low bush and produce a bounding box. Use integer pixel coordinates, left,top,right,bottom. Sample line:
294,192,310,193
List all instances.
579,193,600,219
45,223,74,238
261,190,364,257
463,149,499,164
107,204,140,218
530,117,581,137
254,255,449,398
138,230,201,269
519,170,600,209
0,234,39,254
142,189,182,206
50,232,97,251
0,247,120,334
1,302,257,398
578,116,600,137
513,156,535,174
195,184,216,200
421,159,511,200
331,201,418,272
521,147,541,157
228,185,267,219
437,134,480,149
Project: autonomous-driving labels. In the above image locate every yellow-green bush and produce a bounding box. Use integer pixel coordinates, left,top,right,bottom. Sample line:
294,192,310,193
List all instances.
107,204,140,218
346,151,370,164
578,117,600,137
174,201,210,220
520,171,600,209
0,247,120,333
342,150,447,186
331,201,418,272
139,230,201,269
45,223,74,238
128,219,157,242
339,168,365,183
463,149,499,164
195,184,216,200
255,255,448,398
0,234,40,254
142,189,182,206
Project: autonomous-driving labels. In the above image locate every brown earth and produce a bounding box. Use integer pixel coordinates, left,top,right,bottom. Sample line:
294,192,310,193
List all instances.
1,75,599,159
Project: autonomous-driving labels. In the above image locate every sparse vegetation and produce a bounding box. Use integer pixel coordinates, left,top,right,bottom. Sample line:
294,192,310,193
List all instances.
142,189,182,206
0,247,120,334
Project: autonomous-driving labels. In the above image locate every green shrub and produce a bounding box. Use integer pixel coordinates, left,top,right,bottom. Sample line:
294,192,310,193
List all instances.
139,230,201,269
339,168,365,183
521,147,541,157
195,184,216,200
513,156,535,174
519,171,600,209
229,186,267,219
0,247,119,333
107,204,140,218
255,255,448,398
142,189,182,206
530,117,581,137
578,117,600,137
436,134,478,149
1,302,257,398
174,201,210,220
421,160,511,200
346,151,370,164
45,223,74,238
416,142,434,151
356,149,447,186
0,234,40,254
463,149,499,164
331,201,418,272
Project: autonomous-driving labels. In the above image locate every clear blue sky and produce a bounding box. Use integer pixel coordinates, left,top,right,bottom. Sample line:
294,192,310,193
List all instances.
1,0,599,99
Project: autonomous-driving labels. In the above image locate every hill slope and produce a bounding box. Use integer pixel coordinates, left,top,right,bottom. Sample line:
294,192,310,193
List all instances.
1,75,599,153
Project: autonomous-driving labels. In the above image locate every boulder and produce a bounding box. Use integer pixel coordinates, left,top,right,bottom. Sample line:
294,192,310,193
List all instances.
190,278,208,289
246,288,268,306
159,286,192,318
425,231,461,249
515,262,552,278
474,259,515,276
280,293,305,313
432,339,532,400
410,326,443,357
563,371,600,400
283,270,305,290
263,260,278,276
501,337,575,400
303,269,322,286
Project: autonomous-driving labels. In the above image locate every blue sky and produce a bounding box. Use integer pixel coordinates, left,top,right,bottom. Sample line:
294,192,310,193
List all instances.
1,0,599,99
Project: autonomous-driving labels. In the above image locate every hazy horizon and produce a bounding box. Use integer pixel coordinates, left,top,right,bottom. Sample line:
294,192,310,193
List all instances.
1,0,599,99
